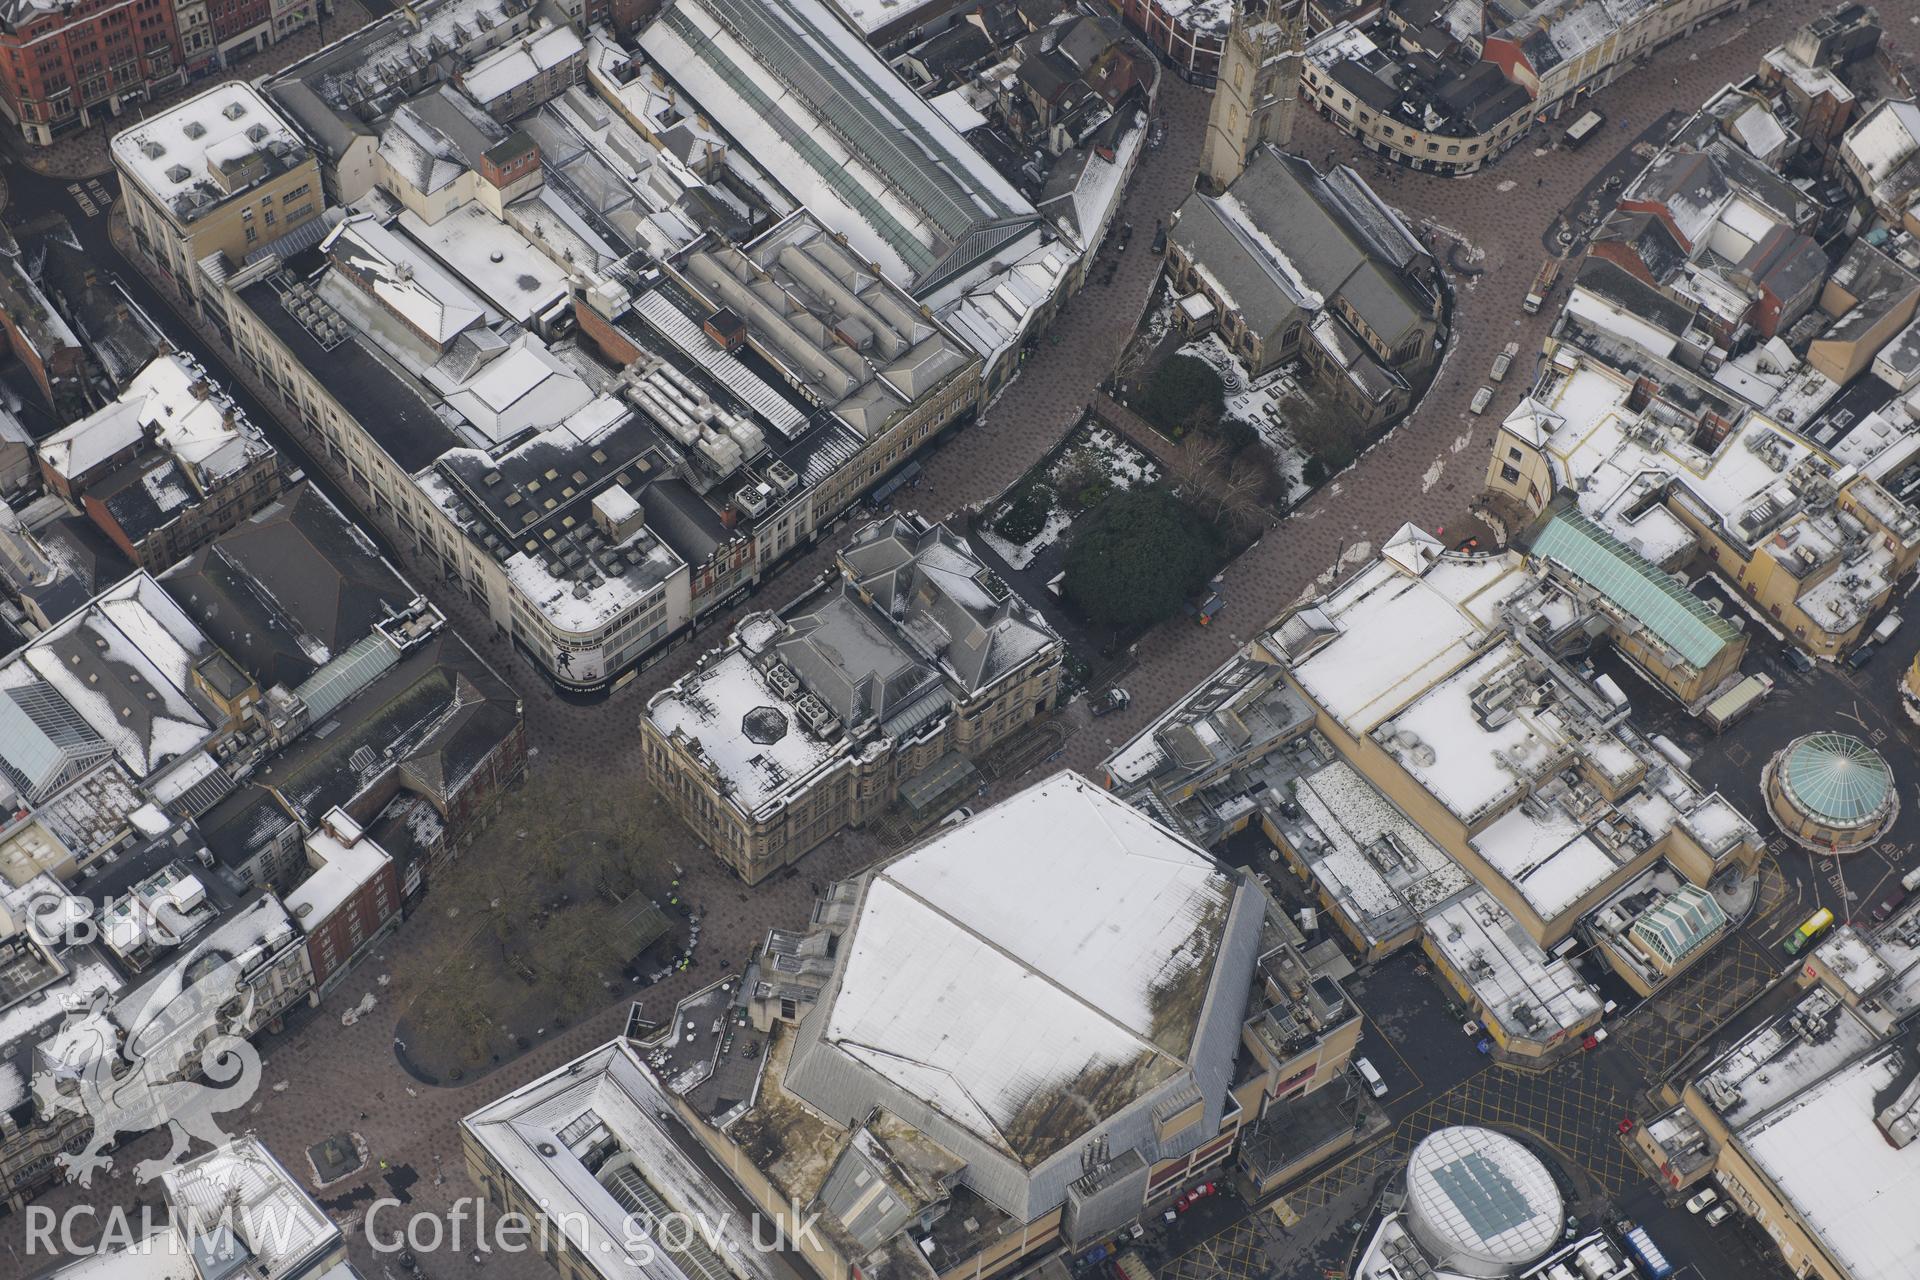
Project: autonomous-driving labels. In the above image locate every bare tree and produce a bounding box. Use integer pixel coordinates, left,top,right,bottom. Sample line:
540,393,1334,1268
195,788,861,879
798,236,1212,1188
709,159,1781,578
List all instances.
553,933,618,1018
525,827,572,887
438,986,494,1059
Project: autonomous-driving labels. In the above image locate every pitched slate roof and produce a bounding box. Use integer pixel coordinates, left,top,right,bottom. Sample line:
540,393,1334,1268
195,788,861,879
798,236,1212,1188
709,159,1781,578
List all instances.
163,483,417,690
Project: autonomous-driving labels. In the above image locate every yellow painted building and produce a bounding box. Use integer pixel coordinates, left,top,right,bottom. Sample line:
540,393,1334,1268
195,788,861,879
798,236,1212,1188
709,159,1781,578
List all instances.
1484,355,1920,665
112,83,323,319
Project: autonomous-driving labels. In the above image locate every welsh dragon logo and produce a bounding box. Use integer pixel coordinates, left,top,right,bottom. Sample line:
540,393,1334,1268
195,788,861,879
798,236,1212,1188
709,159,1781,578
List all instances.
34,948,264,1186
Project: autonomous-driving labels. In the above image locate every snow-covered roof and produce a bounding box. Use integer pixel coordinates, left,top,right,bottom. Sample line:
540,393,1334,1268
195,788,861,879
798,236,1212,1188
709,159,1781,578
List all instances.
1378,646,1572,826
639,0,1039,290
680,213,976,433
1537,347,1920,641
39,353,268,486
827,0,950,34
1469,803,1620,923
322,215,494,346
440,339,596,443
286,809,392,927
398,203,571,325
927,88,988,134
647,646,849,814
460,20,582,106
1537,357,1801,555
929,228,1078,372
816,774,1243,1166
1842,99,1920,211
463,1038,786,1280
111,83,306,222
159,1138,339,1280
1278,550,1530,734
1293,759,1470,947
1424,891,1600,1040
1735,1034,1920,1280
3,573,219,779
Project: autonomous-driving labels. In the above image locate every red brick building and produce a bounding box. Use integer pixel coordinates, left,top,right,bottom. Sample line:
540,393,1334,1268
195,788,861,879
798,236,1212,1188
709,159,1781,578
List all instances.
1104,0,1226,82
289,807,402,995
0,0,185,145
0,255,88,418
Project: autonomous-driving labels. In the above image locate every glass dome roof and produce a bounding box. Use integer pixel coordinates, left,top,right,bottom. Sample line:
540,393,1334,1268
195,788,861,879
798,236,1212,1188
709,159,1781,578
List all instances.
1782,734,1893,828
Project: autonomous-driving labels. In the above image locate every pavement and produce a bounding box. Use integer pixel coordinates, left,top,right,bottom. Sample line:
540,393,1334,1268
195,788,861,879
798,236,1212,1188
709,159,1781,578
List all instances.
0,1,1853,1276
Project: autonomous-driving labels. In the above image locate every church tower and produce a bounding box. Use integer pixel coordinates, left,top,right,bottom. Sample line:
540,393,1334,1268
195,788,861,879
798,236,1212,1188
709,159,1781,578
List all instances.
1200,0,1307,191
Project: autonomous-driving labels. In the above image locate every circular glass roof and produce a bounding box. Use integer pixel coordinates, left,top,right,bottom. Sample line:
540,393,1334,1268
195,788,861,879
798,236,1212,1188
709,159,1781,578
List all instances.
1782,733,1893,827
1406,1126,1562,1265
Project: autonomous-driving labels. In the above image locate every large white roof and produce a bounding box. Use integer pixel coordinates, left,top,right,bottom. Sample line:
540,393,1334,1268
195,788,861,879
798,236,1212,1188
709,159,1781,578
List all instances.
823,774,1240,1165
1282,552,1528,733
111,83,304,216
464,1039,784,1280
1740,1043,1920,1280
399,204,571,326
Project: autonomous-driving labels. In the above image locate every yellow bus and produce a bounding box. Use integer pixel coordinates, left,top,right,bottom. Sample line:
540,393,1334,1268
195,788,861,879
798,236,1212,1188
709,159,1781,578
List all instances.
1783,907,1835,956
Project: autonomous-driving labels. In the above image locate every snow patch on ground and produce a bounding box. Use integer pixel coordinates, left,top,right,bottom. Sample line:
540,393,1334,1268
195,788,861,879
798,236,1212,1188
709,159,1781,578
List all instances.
1178,333,1313,504
979,508,1073,570
1422,457,1446,493
981,423,1161,569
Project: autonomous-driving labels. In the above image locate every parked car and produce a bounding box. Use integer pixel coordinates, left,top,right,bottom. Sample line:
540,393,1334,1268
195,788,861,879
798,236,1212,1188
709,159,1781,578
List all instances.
1470,385,1495,414
1175,1183,1217,1213
1489,342,1519,382
1873,886,1910,922
1685,1188,1718,1214
939,806,975,828
1091,687,1132,717
1849,641,1878,670
1186,579,1225,625
1785,647,1815,673
1354,1057,1387,1098
1581,1027,1609,1051
1151,222,1167,255
1704,1204,1734,1226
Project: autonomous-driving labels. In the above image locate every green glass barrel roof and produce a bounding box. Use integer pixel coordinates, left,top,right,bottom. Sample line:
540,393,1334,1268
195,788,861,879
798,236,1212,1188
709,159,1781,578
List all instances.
1782,733,1893,827
1529,508,1740,670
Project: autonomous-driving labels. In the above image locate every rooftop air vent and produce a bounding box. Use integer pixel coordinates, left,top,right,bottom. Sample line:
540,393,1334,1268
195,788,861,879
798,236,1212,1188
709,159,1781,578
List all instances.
222,101,247,121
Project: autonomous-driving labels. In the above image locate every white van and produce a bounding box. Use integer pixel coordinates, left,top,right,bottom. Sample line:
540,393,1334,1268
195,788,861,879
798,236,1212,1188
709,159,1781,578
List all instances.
1354,1057,1387,1098
1873,612,1903,645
